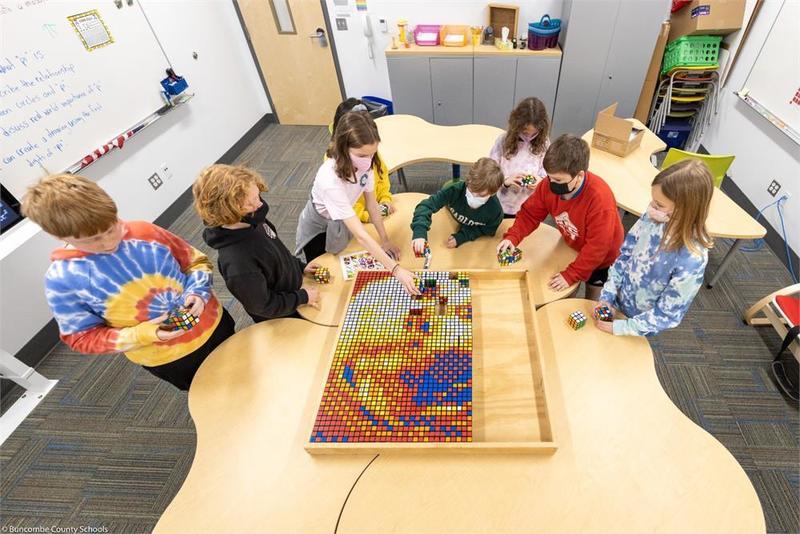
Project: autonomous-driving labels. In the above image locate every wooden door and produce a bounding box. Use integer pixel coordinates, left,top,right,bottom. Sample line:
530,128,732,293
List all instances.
237,0,343,125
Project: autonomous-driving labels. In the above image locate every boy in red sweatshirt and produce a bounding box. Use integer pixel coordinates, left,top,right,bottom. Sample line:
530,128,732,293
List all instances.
497,134,623,299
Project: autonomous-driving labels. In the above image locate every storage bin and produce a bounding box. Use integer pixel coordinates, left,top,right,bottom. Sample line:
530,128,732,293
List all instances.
527,15,561,50
413,25,441,46
661,35,721,74
439,25,470,47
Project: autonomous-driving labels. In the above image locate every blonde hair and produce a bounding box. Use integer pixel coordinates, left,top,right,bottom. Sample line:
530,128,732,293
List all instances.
653,159,714,255
21,174,117,238
193,165,268,227
325,111,381,182
466,158,504,194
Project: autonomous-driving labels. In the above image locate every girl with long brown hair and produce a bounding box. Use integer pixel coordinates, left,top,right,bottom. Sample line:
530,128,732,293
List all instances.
595,159,714,336
295,111,418,295
488,97,551,216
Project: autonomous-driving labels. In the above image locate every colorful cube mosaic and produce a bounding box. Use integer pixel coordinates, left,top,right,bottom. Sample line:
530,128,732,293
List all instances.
567,311,587,330
310,270,473,444
497,247,523,266
162,308,199,331
593,305,613,322
314,266,332,284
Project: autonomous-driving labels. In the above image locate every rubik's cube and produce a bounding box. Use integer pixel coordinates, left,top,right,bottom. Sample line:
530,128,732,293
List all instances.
163,308,199,331
414,240,431,258
314,266,331,284
567,311,587,330
497,247,523,266
593,305,613,322
379,203,390,218
521,175,536,187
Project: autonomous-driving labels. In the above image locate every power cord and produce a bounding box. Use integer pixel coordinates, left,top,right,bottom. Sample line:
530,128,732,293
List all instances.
739,194,797,283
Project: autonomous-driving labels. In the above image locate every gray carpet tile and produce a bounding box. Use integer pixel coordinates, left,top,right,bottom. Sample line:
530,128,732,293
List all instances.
2,124,798,533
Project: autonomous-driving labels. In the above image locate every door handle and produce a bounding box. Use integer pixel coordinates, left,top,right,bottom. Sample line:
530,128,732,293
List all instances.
308,27,328,47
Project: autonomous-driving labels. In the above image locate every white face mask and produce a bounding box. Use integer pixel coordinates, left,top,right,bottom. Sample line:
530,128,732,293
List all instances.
465,188,490,209
647,202,671,223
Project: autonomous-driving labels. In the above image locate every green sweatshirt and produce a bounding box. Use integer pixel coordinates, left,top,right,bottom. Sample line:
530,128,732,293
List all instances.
410,181,504,246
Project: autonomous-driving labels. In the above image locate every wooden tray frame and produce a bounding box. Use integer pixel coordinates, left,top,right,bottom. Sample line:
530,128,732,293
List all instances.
304,269,557,454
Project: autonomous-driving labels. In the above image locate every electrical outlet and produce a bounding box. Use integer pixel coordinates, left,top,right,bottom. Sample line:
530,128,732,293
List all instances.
148,173,163,190
159,163,173,180
767,179,781,197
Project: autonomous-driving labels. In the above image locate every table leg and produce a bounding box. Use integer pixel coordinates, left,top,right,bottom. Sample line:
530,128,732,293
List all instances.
706,238,742,289
618,207,626,223
397,168,408,191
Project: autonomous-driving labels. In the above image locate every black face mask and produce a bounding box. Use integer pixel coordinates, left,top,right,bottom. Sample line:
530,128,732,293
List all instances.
549,179,573,196
241,199,269,225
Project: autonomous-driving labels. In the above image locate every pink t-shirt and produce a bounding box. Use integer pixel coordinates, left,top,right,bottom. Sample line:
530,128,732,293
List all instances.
489,133,550,215
311,158,375,220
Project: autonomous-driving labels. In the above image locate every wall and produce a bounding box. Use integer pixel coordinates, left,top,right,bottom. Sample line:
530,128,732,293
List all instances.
0,0,269,356
325,0,563,100
699,0,799,255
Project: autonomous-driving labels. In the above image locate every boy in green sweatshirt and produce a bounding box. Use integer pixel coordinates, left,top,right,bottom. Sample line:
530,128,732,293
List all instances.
411,157,505,253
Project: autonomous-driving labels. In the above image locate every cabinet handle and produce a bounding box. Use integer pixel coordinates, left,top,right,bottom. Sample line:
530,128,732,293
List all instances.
436,101,442,106
608,75,613,80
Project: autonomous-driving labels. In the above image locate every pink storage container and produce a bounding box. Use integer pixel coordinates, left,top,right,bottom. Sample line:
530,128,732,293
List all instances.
414,25,441,46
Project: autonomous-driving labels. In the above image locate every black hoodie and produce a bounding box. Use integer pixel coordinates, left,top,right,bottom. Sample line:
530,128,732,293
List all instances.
203,199,308,323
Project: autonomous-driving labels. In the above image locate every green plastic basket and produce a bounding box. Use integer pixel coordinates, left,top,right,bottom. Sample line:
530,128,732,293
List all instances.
661,35,722,74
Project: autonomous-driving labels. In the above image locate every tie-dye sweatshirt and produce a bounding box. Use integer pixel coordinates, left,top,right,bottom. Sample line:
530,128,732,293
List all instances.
44,221,222,367
599,212,708,336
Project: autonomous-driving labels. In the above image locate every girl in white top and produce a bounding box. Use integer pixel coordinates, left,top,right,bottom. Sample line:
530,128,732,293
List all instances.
489,97,551,216
295,111,419,295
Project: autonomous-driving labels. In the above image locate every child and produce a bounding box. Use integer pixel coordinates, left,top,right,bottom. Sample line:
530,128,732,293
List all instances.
410,157,504,253
331,98,395,223
596,159,714,336
194,164,321,323
21,174,235,391
497,134,624,300
295,110,418,295
489,97,551,217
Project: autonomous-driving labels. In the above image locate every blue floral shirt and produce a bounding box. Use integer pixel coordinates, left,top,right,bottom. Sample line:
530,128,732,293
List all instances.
599,212,708,336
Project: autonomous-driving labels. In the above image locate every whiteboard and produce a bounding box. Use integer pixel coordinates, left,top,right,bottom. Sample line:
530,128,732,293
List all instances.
739,0,800,144
0,1,170,198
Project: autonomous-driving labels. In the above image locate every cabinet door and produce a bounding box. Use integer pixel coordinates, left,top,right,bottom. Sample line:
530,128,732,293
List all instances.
473,57,516,128
387,57,433,122
514,57,561,119
430,57,474,126
596,0,669,118
551,0,618,137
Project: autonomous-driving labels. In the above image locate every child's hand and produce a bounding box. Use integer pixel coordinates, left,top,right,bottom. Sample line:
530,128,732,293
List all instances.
383,239,401,261
381,202,396,216
303,285,321,309
412,238,427,256
595,319,613,334
547,273,570,291
303,262,321,276
149,314,189,342
504,175,523,192
446,235,457,249
393,266,421,296
497,239,515,254
183,294,205,317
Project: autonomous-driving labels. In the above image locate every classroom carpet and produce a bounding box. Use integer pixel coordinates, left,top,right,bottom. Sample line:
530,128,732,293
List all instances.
1,124,798,533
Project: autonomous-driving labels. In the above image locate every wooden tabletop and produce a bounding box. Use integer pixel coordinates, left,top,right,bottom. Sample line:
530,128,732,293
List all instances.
582,122,766,240
375,114,504,173
297,192,580,327
157,300,764,532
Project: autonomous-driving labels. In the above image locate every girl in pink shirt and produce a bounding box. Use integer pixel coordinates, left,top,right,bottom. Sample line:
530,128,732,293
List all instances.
489,97,551,217
295,111,418,295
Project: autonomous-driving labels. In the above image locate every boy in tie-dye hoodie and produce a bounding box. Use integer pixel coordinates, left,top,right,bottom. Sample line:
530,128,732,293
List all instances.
22,174,235,390
596,160,714,336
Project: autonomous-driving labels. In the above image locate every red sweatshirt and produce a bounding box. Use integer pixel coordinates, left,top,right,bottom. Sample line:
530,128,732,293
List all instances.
503,172,624,285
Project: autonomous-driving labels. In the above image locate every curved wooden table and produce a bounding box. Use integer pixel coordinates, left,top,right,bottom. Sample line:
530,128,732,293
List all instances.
298,192,580,327
375,114,504,174
157,301,764,533
582,121,766,287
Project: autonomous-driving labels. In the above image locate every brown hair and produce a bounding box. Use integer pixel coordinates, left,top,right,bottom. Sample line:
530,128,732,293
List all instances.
466,158,504,194
325,111,381,182
503,97,550,159
653,159,714,255
21,174,118,238
543,134,590,177
193,165,268,227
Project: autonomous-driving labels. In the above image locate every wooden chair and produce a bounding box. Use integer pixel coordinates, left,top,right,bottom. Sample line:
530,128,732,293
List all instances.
744,284,800,400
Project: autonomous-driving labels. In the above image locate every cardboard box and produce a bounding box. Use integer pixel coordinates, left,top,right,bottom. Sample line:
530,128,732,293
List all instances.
669,0,745,42
634,21,671,123
592,103,644,157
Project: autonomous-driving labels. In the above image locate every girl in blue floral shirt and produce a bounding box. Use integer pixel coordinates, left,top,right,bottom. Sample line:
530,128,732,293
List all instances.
596,159,714,336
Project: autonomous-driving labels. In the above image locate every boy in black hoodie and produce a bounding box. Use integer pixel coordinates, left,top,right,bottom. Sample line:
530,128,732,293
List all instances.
193,165,321,323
